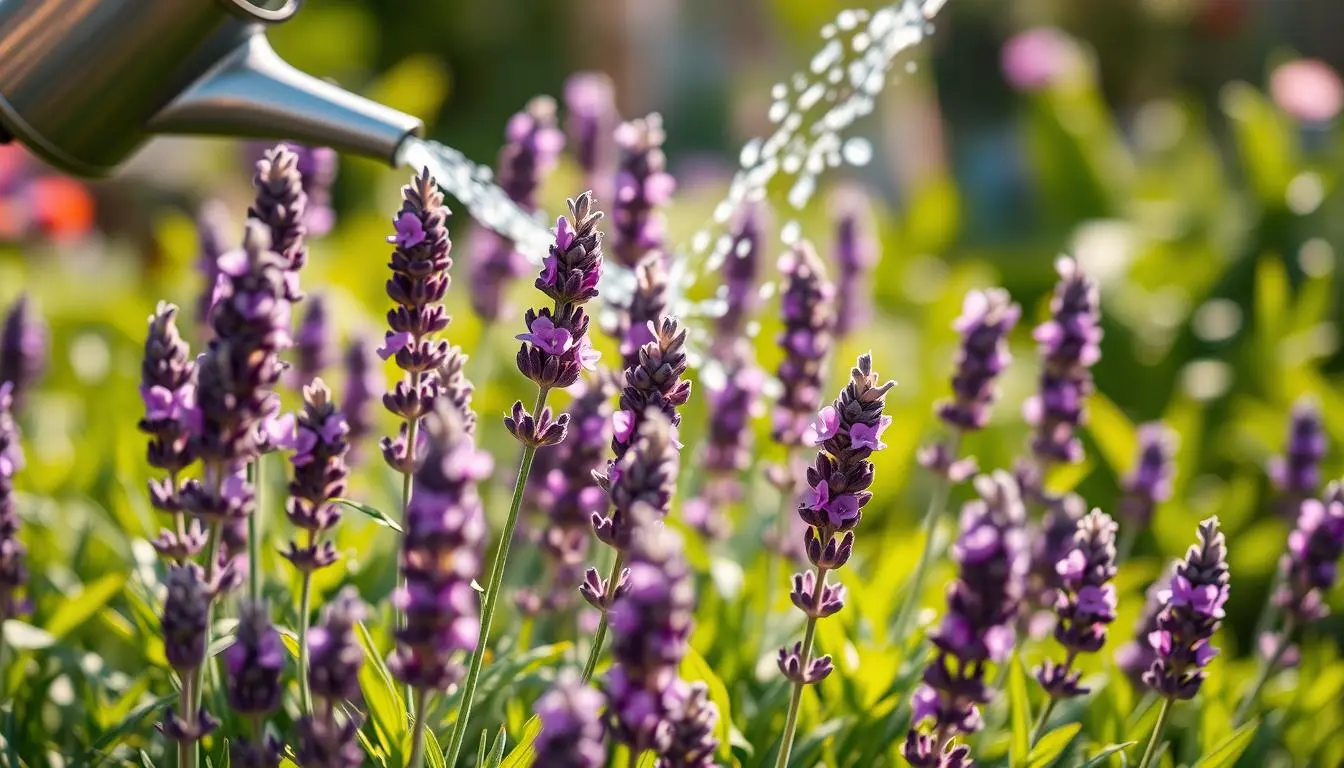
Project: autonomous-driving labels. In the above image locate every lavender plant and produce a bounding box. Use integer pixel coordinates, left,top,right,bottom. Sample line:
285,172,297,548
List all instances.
291,294,332,387
1269,397,1327,517
828,185,879,339
775,353,894,768
1117,422,1176,560
249,144,310,302
339,334,381,466
195,200,233,331
610,114,675,269
0,382,27,624
531,672,606,768
0,293,47,410
564,72,619,204
225,599,286,766
139,303,203,562
297,588,366,768
684,353,764,540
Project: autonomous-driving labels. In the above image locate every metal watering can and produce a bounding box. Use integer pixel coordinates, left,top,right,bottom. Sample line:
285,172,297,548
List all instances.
0,0,424,177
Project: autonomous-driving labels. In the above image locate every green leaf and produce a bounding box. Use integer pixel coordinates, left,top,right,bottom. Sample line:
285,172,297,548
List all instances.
636,750,658,768
2,619,54,650
44,574,127,640
475,730,488,768
1007,652,1032,767
484,726,507,768
497,715,542,768
1087,392,1138,476
1078,742,1137,768
84,693,176,766
335,498,404,533
357,621,407,762
1026,722,1082,768
423,727,446,768
1190,719,1258,768
679,644,734,761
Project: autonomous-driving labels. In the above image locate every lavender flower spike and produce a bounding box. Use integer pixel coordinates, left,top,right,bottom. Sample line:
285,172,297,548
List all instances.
225,599,286,768
1035,510,1118,703
564,72,619,202
1276,489,1344,628
1025,256,1102,466
380,168,453,477
1118,423,1176,554
0,383,25,622
471,96,565,322
282,378,350,573
291,294,332,387
0,293,48,410
298,588,366,768
772,241,835,448
195,200,232,330
1115,568,1172,683
159,563,218,747
1270,397,1327,517
828,185,879,338
249,144,310,301
340,334,381,465
684,352,764,540
610,114,676,268
904,472,1027,767
530,672,606,768
1143,516,1229,701
713,202,768,350
294,145,338,237
663,680,721,768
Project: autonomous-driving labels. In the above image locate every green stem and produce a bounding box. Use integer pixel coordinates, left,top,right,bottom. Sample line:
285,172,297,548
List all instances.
891,433,961,641
774,565,829,768
247,460,261,602
185,520,223,768
1235,617,1294,725
178,673,193,768
1116,524,1138,564
407,689,432,768
1031,697,1058,749
297,535,315,715
580,553,626,683
1136,696,1174,768
444,386,551,766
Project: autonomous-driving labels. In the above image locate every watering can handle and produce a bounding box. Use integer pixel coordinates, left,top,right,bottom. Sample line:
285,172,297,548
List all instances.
217,0,300,23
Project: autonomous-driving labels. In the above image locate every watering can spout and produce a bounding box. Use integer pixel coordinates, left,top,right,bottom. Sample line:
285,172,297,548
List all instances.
150,29,423,166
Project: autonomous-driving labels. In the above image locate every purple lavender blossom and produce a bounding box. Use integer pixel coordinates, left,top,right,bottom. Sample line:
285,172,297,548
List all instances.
291,294,332,387
1024,492,1086,631
281,379,350,573
470,96,565,322
380,168,453,476
1274,491,1344,627
936,289,1020,432
340,334,381,465
293,145,338,237
226,599,286,716
684,354,764,540
772,241,836,447
159,562,216,745
662,680,721,768
905,472,1027,765
296,588,367,768
388,399,491,692
0,293,47,410
438,345,476,434
1119,422,1176,535
531,672,607,768
1143,517,1229,700
1025,257,1102,465
296,714,364,768
195,200,232,331
828,185,879,338
606,519,696,755
1036,510,1118,699
619,255,670,370
713,202,768,349
1115,569,1172,682
0,382,23,621
249,144,310,301
1270,397,1327,517
592,408,680,564
610,114,676,269
780,355,894,684
564,72,619,202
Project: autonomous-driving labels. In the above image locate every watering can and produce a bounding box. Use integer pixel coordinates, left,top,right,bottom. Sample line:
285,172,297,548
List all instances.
0,0,423,177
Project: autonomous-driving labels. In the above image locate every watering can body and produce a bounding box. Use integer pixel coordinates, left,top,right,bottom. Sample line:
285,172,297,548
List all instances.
0,0,423,177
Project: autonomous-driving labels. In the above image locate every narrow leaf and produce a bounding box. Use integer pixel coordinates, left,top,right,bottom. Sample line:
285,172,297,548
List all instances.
485,726,508,768
424,727,447,768
1078,742,1137,768
1190,719,1258,768
1026,722,1082,768
1008,652,1032,767
335,498,404,533
497,715,542,768
85,693,176,766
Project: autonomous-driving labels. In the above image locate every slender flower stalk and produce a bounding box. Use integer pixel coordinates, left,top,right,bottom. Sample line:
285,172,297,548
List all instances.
0,293,47,410
898,288,1019,641
297,588,366,768
470,96,565,322
610,114,676,269
1236,489,1344,722
530,672,607,768
564,72,619,204
1031,510,1118,744
389,399,490,768
445,192,606,765
1137,517,1229,768
581,317,691,683
0,383,27,624
828,185,879,339
776,354,894,768
277,379,351,713
903,472,1027,767
1116,423,1177,561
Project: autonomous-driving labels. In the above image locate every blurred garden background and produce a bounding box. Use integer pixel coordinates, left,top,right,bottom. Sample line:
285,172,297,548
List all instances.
2,0,1344,764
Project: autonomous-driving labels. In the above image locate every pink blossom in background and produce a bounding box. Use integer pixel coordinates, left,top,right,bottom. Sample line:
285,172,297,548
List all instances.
1270,59,1344,124
1000,27,1079,93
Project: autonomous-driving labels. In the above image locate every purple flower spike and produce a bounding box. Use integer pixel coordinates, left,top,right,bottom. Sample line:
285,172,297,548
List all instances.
388,399,487,692
685,355,765,540
619,255,671,371
1119,422,1176,533
905,471,1027,764
772,241,836,447
1270,397,1327,517
296,713,364,768
283,378,350,573
937,288,1020,432
306,587,366,703
195,200,232,330
663,680,721,768
1025,257,1102,466
293,145,338,237
531,673,607,768
249,144,310,302
340,334,381,465
471,96,565,322
225,600,286,716
291,293,332,387
593,408,680,554
0,293,48,410
606,519,697,756
1116,569,1173,682
1035,510,1118,700
138,302,202,559
564,72,619,202
0,383,24,622
161,562,209,673
714,202,768,350
610,114,675,268
1274,490,1344,627
828,185,879,338
1143,516,1229,700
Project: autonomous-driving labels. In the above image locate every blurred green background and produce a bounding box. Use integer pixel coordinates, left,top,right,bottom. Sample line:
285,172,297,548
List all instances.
1,0,1344,764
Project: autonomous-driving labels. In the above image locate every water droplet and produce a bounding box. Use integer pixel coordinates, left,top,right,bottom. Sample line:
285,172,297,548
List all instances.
739,139,762,168
768,101,789,123
842,137,873,166
821,24,837,39
692,231,711,254
905,60,918,74
837,10,858,30
787,175,816,209
771,83,788,100
780,220,802,245
799,83,826,110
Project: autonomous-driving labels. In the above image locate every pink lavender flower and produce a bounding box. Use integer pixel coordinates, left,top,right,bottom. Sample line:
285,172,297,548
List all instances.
471,96,565,322
610,114,675,268
829,185,879,338
1119,422,1176,532
1269,397,1327,517
249,144,310,301
0,293,47,410
1035,510,1118,699
1270,59,1344,124
380,169,453,475
0,382,26,621
1143,517,1229,700
388,399,489,691
564,72,619,203
531,672,606,768
772,241,836,447
1025,257,1101,466
905,472,1027,766
282,379,350,572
